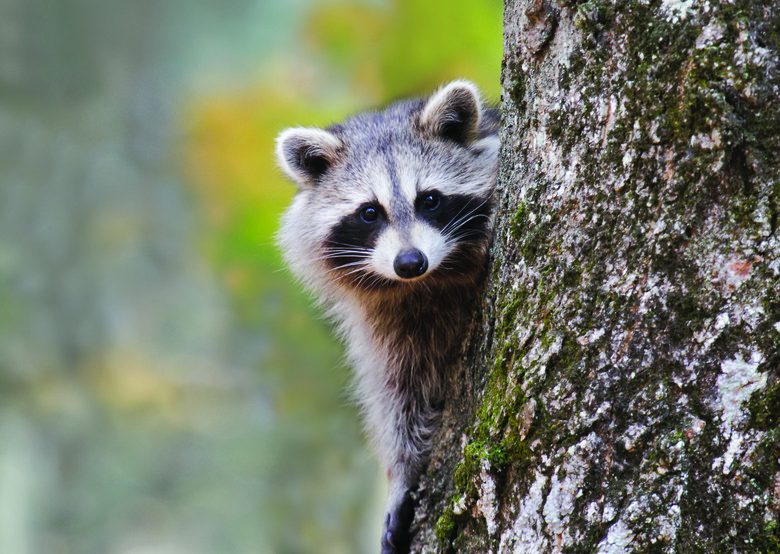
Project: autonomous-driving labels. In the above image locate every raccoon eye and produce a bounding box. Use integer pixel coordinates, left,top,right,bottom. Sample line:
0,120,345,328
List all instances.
360,205,379,223
421,193,441,212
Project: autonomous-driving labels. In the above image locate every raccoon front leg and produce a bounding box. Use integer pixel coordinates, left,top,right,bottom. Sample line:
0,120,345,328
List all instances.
377,391,439,554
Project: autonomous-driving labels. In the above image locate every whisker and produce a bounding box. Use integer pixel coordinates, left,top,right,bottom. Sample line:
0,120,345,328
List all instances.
445,217,492,243
326,261,371,275
440,201,475,234
444,211,491,237
448,228,492,242
441,198,490,235
326,241,374,250
319,252,373,261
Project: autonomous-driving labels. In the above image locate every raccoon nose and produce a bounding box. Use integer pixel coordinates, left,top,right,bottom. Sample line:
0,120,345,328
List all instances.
393,249,428,279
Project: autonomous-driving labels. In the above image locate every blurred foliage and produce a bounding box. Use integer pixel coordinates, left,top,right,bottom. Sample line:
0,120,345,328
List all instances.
0,0,501,552
306,0,503,100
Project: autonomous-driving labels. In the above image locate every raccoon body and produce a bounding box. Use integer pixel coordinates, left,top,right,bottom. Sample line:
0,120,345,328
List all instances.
276,81,499,554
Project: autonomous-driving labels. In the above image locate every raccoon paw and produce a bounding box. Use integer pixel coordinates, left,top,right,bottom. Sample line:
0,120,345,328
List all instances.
380,492,415,554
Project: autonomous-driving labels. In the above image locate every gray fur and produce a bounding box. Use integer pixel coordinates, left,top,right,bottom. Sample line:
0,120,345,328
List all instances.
275,81,499,553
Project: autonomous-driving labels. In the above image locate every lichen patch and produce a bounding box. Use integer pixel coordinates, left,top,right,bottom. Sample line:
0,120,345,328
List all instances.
498,472,548,553
596,519,635,554
476,458,499,536
710,349,768,474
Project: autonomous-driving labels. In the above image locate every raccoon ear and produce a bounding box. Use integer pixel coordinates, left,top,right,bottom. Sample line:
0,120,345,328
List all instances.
276,127,343,187
419,80,483,145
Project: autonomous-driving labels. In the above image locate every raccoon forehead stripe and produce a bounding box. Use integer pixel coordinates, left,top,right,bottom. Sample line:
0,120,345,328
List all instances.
381,148,411,226
391,152,424,226
379,144,400,196
365,149,413,227
371,170,396,217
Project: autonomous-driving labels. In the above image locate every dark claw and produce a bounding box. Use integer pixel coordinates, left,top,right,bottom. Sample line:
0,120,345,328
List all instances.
380,492,415,554
381,524,403,554
380,530,394,554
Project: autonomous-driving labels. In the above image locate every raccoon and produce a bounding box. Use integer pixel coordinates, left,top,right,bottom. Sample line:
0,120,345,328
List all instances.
275,80,499,554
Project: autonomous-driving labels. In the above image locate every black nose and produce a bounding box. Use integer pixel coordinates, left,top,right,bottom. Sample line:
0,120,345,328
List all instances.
393,249,428,279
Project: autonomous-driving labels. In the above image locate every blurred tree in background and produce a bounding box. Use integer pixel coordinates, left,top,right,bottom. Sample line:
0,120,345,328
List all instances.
0,0,501,552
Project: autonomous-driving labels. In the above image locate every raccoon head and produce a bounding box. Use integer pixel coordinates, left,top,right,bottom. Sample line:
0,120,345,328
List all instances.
276,80,499,294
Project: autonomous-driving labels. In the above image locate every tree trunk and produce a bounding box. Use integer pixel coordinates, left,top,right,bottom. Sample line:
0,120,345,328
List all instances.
410,0,780,552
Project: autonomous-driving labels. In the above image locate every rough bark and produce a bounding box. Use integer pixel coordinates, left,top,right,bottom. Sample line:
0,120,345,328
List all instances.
410,0,780,552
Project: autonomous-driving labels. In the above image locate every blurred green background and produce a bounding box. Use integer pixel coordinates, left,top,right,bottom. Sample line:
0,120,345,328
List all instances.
0,0,501,552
